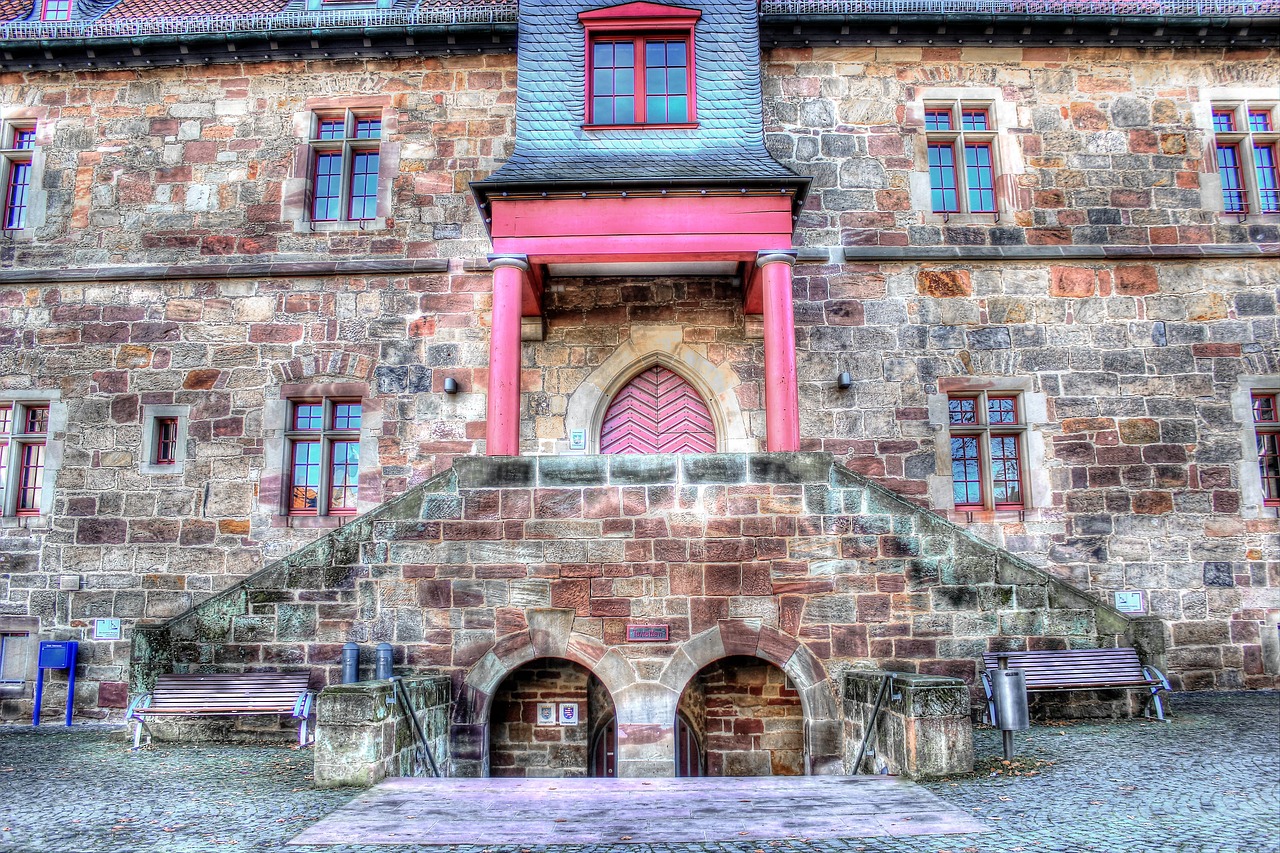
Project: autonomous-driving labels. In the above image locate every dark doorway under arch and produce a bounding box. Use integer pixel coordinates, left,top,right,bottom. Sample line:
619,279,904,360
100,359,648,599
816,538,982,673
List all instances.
489,658,614,778
678,655,804,776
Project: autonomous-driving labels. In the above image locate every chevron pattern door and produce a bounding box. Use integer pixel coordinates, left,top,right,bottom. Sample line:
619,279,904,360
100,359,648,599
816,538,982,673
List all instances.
599,366,716,454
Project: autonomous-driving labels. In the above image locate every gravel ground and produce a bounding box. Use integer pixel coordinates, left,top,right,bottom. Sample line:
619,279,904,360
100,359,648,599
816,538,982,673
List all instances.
0,691,1275,853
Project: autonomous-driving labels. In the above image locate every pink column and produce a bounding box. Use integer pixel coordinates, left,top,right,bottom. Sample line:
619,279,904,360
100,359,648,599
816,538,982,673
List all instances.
757,251,800,452
486,255,528,456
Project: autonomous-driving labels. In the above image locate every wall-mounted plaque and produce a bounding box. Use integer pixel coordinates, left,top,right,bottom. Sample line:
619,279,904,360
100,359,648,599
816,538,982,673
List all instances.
558,703,579,726
93,618,121,640
569,429,586,450
1114,590,1146,614
536,703,556,726
626,624,669,642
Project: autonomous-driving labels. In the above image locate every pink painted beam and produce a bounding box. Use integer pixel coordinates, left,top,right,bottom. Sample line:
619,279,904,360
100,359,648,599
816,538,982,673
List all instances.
486,255,528,456
758,251,800,452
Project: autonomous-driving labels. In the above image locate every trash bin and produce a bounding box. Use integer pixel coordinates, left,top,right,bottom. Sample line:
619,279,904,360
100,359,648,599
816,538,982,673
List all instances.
987,667,1030,731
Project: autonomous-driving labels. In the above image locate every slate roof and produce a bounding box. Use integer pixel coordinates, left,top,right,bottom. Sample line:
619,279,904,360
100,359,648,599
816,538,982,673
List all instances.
480,0,806,192
102,0,288,18
0,0,33,22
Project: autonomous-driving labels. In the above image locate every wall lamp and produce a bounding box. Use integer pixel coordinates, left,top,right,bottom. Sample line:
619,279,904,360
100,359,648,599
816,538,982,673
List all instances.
443,377,459,395
837,372,853,390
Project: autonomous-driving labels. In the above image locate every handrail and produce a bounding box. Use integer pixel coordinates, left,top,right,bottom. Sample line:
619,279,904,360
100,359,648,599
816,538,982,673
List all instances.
760,0,1280,15
0,3,517,41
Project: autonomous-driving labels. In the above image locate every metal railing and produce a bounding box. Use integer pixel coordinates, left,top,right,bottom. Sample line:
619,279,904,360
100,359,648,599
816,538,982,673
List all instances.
761,0,1280,15
0,2,517,41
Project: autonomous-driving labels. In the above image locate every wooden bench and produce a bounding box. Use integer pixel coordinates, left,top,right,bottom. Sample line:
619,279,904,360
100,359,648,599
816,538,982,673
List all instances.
981,648,1170,725
125,672,315,749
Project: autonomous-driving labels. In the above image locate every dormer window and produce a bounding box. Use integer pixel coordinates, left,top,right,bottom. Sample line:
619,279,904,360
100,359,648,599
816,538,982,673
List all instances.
40,0,70,21
579,2,700,129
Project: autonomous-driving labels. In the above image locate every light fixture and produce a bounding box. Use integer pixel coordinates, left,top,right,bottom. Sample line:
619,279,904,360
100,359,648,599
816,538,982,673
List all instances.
443,378,459,395
837,372,853,390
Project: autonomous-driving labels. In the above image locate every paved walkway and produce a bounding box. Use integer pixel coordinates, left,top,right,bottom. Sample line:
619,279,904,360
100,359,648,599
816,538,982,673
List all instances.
290,777,989,845
0,691,1275,853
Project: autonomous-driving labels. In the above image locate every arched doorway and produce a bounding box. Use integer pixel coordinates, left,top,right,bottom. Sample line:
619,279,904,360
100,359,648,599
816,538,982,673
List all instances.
488,658,615,778
677,656,804,776
599,365,715,454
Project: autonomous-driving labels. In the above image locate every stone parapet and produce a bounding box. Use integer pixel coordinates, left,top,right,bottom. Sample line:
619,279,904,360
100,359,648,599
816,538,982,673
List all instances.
314,676,450,788
844,670,974,780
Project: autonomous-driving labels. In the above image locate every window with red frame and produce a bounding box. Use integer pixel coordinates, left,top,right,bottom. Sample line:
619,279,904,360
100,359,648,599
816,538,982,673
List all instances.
3,404,48,516
947,393,1025,511
1254,392,1280,507
3,125,36,232
580,3,699,128
924,103,998,215
154,417,179,465
40,0,70,21
287,399,362,516
1212,102,1280,215
309,112,381,223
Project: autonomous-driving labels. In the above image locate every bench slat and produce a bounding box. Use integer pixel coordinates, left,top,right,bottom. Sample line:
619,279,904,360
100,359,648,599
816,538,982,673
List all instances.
142,672,311,715
983,649,1154,691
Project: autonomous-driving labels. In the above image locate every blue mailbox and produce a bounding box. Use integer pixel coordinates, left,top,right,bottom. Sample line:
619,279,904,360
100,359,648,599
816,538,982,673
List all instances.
33,640,78,727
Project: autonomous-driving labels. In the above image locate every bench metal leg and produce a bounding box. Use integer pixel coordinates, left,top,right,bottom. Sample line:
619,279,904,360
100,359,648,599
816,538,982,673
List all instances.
131,718,153,749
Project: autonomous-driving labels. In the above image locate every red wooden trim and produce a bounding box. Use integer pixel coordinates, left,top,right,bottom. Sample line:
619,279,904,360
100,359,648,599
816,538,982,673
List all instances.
578,2,701,23
584,123,699,132
489,194,793,239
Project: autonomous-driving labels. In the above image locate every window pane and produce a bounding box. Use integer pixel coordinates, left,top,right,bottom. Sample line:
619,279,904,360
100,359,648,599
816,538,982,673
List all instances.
990,435,1023,507
666,40,686,66
24,406,48,434
1248,109,1272,132
925,109,953,130
646,95,667,125
646,67,665,96
41,0,69,20
1217,144,1246,213
928,143,958,213
312,152,343,221
354,118,381,139
642,40,688,124
961,109,989,131
348,151,379,221
5,161,31,231
316,119,345,140
332,403,362,430
155,417,178,465
594,68,614,96
614,68,634,96
1254,394,1278,424
613,97,634,125
329,441,360,513
0,406,11,434
594,42,614,67
593,97,615,125
646,40,666,68
1212,110,1236,132
290,441,321,512
965,144,996,213
615,41,633,66
987,396,1017,424
18,443,44,513
294,403,323,430
667,96,688,124
948,397,977,425
1254,144,1279,214
950,436,982,508
667,67,688,96
0,440,7,508
1258,432,1280,504
11,129,36,150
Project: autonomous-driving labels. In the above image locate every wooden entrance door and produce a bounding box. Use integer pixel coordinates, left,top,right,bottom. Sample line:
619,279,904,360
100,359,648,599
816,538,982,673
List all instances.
599,366,715,454
590,717,617,777
675,712,703,777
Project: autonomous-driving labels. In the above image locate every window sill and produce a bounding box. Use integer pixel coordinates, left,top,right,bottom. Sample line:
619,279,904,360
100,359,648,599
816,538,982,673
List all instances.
0,515,50,529
0,227,35,242
920,211,1001,225
1216,211,1280,222
582,122,699,131
273,514,357,529
140,463,186,476
293,217,387,234
946,507,1032,523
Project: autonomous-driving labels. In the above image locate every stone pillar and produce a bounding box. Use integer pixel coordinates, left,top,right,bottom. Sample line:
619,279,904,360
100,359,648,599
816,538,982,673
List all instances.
757,251,800,452
486,255,529,456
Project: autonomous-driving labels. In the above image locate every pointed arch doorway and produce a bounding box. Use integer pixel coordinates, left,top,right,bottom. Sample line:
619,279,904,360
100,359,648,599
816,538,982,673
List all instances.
599,365,715,454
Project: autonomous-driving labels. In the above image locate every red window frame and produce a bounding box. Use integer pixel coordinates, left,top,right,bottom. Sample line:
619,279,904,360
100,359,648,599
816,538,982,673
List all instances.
287,399,361,516
15,405,48,517
1253,142,1279,214
579,3,700,129
154,417,178,465
924,101,998,216
309,112,381,223
963,141,997,213
947,393,1026,512
1216,142,1248,214
1254,392,1280,507
1212,109,1237,133
40,0,70,21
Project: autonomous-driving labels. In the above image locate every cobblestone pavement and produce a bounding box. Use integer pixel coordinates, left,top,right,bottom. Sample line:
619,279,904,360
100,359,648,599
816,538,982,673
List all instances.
0,691,1275,853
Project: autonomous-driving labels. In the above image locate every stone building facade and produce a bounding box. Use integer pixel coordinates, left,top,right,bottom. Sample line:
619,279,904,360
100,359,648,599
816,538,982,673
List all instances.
0,0,1277,776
